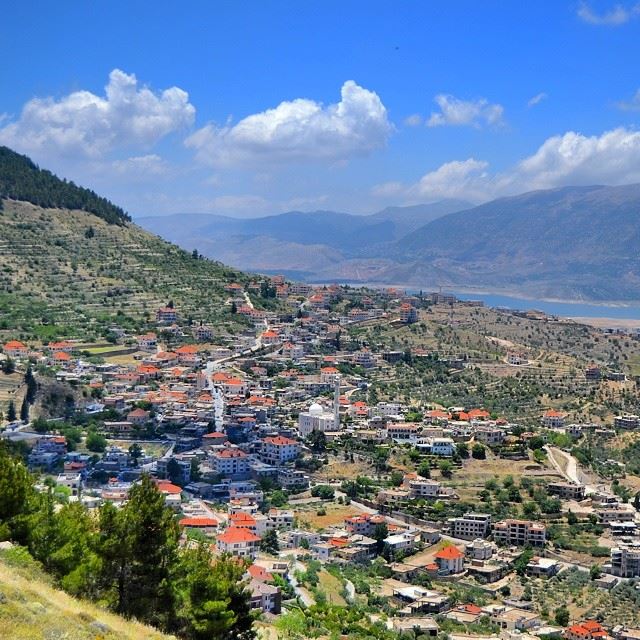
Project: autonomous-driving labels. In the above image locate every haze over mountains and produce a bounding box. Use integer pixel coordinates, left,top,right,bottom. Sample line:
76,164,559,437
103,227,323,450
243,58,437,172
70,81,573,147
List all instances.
140,184,640,303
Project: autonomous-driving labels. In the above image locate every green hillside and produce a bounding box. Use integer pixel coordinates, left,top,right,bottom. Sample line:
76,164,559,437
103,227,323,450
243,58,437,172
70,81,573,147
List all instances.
0,148,253,341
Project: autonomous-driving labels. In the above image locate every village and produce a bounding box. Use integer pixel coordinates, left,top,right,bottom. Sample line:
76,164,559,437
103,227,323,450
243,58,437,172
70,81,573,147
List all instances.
3,277,640,640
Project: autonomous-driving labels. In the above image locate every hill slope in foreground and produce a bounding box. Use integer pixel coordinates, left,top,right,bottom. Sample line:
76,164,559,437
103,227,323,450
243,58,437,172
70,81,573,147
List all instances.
0,146,248,340
0,546,174,640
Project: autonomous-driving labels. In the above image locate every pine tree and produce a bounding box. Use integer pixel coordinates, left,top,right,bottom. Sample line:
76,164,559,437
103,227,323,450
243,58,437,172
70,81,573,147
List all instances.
7,400,16,422
98,475,179,627
19,398,28,422
177,546,256,640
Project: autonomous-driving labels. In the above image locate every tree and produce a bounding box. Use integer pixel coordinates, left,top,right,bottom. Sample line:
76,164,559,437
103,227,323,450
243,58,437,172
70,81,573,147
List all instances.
513,547,534,575
177,546,256,640
19,398,29,423
230,301,237,314
190,457,202,482
128,443,143,467
0,444,34,539
167,458,184,486
472,443,486,459
438,460,453,478
590,564,602,581
86,430,107,453
259,529,280,555
373,522,389,554
390,470,404,487
7,400,16,422
456,442,469,459
310,485,334,500
566,510,578,525
25,366,37,404
307,429,327,453
2,357,15,375
97,475,179,628
418,462,431,479
555,606,570,627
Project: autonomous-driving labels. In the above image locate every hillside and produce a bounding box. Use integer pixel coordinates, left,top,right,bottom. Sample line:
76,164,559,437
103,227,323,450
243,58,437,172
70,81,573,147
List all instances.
0,146,129,225
138,199,468,276
0,148,250,341
391,184,640,301
0,546,174,640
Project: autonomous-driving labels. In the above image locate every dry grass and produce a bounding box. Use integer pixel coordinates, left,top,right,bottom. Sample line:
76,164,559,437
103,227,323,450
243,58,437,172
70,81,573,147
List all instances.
294,502,363,530
317,570,346,606
0,552,175,640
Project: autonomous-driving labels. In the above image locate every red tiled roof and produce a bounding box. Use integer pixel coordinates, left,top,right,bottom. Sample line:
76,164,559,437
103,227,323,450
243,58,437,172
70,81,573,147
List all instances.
435,546,464,560
179,517,218,527
217,527,260,544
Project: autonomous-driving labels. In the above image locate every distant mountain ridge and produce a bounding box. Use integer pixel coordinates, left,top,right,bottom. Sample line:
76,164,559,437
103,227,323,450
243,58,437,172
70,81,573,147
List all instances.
138,199,471,274
140,184,640,302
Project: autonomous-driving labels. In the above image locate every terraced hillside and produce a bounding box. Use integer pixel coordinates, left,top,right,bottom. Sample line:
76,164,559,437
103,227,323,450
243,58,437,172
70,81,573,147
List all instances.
0,199,251,341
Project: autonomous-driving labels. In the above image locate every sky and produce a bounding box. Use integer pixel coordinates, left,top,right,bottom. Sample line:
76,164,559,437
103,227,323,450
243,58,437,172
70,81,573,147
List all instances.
2,0,640,218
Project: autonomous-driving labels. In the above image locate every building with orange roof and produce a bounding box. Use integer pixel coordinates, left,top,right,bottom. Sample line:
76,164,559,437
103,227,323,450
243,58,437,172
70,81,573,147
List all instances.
542,409,565,428
216,527,260,557
179,517,218,536
3,340,28,358
434,545,465,574
210,447,250,477
260,435,301,465
565,621,609,640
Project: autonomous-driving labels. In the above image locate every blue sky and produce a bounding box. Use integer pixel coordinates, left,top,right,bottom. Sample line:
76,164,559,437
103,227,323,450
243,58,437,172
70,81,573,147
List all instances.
2,0,640,217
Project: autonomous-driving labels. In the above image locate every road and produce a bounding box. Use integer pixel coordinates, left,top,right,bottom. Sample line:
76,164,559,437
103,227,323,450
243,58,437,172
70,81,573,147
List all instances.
545,445,602,495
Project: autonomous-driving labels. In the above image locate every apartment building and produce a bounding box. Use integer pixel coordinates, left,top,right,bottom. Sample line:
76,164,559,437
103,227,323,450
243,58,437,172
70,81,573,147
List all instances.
448,513,492,540
493,519,546,547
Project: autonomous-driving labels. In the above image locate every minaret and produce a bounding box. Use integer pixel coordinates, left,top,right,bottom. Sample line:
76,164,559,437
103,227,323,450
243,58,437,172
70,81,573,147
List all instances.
333,375,341,429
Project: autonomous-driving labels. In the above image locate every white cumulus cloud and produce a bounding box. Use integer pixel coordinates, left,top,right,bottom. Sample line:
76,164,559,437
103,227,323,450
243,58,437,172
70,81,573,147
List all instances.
527,92,548,108
0,69,195,158
410,159,491,201
511,127,640,189
185,80,392,166
577,1,640,25
381,127,640,204
427,94,505,128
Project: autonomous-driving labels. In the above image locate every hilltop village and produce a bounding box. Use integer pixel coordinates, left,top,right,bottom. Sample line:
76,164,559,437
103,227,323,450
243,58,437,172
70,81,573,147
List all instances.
3,277,640,639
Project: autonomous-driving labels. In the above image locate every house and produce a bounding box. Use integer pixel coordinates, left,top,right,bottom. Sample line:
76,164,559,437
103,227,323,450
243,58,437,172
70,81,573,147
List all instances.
564,621,609,640
156,307,177,324
493,519,546,547
547,482,586,501
260,436,300,465
608,542,640,577
179,517,218,537
448,513,492,540
542,410,565,428
249,579,281,614
434,545,465,575
614,414,640,430
261,330,280,346
526,556,560,578
216,527,260,557
193,324,214,341
3,340,28,359
137,332,158,351
210,448,250,477
127,408,150,426
400,303,419,324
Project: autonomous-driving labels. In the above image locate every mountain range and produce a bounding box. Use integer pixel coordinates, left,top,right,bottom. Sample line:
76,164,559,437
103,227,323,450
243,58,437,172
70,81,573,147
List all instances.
140,184,640,302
